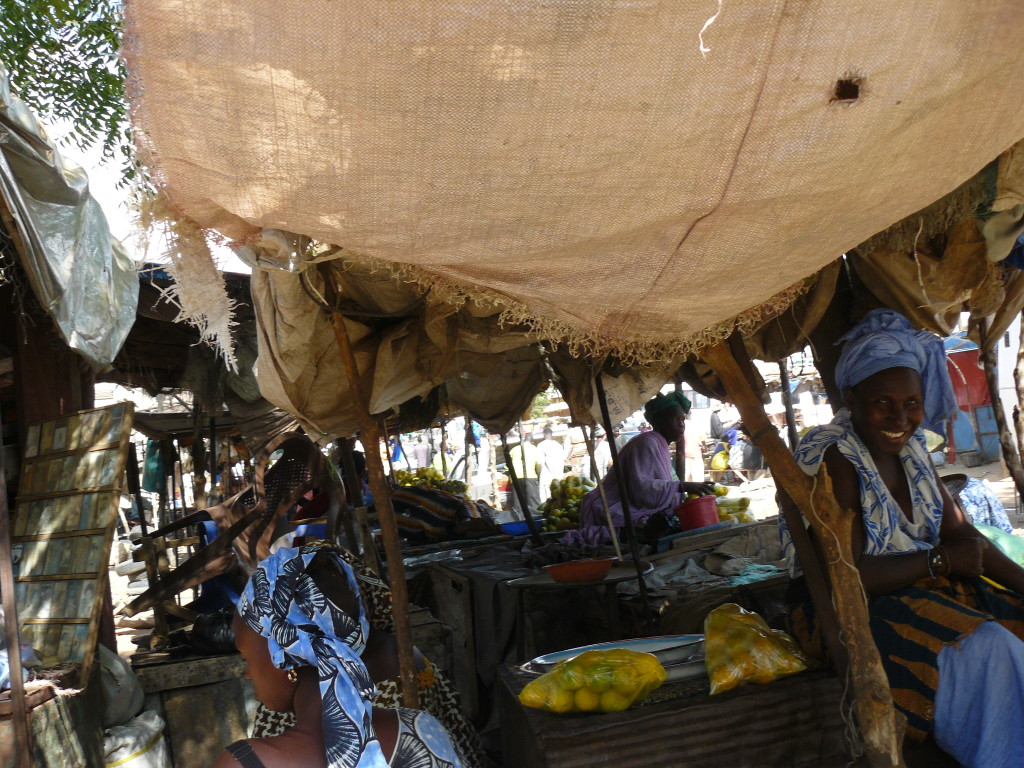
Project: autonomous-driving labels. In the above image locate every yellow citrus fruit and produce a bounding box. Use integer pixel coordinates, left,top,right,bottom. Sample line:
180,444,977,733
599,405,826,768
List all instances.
599,690,631,712
548,688,575,714
585,666,614,693
558,660,587,691
519,682,546,709
574,687,602,712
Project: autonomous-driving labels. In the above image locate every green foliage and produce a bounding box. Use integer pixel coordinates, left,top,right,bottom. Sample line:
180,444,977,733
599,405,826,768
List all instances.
529,389,553,420
1,0,131,175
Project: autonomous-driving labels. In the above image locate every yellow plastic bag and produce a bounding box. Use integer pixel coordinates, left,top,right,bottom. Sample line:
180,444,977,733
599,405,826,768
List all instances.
518,649,667,714
704,603,807,694
710,450,729,471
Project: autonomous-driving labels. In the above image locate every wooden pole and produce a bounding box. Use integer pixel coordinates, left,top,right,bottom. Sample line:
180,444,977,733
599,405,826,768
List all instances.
0,413,33,766
439,420,449,476
703,338,904,768
978,319,1024,500
328,313,419,707
582,425,623,561
465,414,475,491
594,375,651,612
778,359,801,451
126,442,148,537
500,433,544,546
208,416,218,504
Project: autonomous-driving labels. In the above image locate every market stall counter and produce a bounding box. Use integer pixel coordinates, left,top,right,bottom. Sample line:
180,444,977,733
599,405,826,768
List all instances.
498,665,860,767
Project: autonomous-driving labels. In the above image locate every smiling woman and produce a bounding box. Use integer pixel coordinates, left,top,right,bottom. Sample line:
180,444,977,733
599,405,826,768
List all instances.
779,309,1024,768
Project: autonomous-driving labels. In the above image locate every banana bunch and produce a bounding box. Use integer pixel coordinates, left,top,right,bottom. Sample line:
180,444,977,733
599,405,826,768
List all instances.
394,467,468,497
539,475,596,532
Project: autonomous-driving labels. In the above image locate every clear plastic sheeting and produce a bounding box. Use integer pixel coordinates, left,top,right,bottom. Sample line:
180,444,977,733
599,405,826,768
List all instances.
0,65,138,369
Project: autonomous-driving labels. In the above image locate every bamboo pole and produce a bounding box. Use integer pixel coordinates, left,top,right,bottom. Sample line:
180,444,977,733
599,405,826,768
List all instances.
0,414,32,766
703,338,903,768
328,313,419,707
581,425,623,561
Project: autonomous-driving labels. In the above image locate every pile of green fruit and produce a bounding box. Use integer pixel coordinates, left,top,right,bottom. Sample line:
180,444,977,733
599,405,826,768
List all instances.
394,467,468,497
539,475,596,532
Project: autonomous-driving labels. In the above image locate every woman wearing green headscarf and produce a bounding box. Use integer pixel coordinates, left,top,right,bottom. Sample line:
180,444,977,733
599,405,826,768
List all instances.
570,391,712,545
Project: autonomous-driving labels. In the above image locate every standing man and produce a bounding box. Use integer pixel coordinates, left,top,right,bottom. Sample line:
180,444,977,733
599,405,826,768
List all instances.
412,436,431,469
537,425,566,502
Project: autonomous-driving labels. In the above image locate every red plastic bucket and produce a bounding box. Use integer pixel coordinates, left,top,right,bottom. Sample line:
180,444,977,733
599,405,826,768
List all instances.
674,496,719,531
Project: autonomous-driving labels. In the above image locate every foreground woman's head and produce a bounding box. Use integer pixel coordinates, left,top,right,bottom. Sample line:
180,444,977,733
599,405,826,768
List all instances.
834,309,955,439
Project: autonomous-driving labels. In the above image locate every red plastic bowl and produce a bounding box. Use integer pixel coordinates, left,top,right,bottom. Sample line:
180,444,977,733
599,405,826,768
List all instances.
544,557,616,583
674,496,719,531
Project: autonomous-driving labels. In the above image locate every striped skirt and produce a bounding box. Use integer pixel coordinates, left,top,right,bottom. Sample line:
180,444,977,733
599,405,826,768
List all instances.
788,575,1024,740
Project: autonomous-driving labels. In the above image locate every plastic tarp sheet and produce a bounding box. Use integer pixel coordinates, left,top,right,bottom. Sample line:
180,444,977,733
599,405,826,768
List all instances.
125,0,1024,362
0,65,138,369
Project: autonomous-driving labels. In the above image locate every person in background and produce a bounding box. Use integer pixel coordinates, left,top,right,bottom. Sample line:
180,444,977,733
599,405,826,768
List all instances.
537,425,566,502
571,392,712,545
682,411,706,483
593,426,612,480
507,434,541,515
411,436,431,470
780,309,1024,768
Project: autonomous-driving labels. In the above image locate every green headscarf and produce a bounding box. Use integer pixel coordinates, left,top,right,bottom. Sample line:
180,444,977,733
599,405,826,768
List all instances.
643,391,691,422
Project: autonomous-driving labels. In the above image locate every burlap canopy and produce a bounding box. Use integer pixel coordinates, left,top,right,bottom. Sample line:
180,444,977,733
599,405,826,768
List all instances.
124,0,1024,365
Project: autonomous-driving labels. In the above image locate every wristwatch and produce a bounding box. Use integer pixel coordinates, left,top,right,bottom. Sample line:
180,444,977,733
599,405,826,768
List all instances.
927,547,947,578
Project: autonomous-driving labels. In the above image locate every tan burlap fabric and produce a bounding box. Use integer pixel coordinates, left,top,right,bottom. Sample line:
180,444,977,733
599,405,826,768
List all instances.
125,1,1024,362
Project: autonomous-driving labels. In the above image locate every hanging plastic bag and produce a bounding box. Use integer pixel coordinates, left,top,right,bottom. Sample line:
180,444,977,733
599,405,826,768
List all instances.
518,649,667,714
705,603,807,694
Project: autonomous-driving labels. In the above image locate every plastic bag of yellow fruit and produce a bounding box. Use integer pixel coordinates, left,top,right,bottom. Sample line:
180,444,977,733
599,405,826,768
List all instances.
704,603,807,694
518,649,667,714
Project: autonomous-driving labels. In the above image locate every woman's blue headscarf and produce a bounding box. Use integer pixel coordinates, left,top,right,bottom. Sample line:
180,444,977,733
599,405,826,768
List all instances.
237,545,388,768
834,309,957,433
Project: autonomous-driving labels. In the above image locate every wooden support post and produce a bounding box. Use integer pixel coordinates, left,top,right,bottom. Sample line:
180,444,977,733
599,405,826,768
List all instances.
331,439,362,556
0,416,33,766
594,375,651,612
208,417,218,505
439,420,449,476
500,433,544,546
126,442,148,537
778,359,801,451
581,425,622,561
703,338,904,768
465,414,475,491
328,312,419,708
978,319,1024,500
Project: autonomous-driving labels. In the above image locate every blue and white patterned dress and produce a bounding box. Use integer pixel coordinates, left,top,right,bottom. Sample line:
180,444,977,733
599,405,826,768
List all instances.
779,409,943,577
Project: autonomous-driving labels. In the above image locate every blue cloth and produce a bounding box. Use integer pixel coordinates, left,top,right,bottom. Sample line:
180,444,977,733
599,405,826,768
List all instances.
779,410,942,577
834,309,957,433
238,546,387,768
934,620,1024,768
958,478,1013,533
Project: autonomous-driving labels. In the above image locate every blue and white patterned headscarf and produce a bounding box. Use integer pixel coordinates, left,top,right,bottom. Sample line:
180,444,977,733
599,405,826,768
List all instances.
238,546,388,768
834,309,957,433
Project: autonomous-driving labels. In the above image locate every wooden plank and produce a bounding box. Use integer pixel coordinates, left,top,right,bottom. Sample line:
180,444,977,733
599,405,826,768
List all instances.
133,654,247,694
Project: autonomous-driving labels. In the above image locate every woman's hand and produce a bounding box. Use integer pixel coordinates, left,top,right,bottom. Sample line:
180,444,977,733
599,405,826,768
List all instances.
683,482,715,496
944,537,987,578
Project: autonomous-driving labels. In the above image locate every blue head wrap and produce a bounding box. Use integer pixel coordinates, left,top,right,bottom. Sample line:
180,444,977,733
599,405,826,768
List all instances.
834,309,957,433
238,545,387,768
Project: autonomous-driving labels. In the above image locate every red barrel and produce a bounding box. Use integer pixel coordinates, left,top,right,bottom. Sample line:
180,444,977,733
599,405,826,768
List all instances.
674,495,719,531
